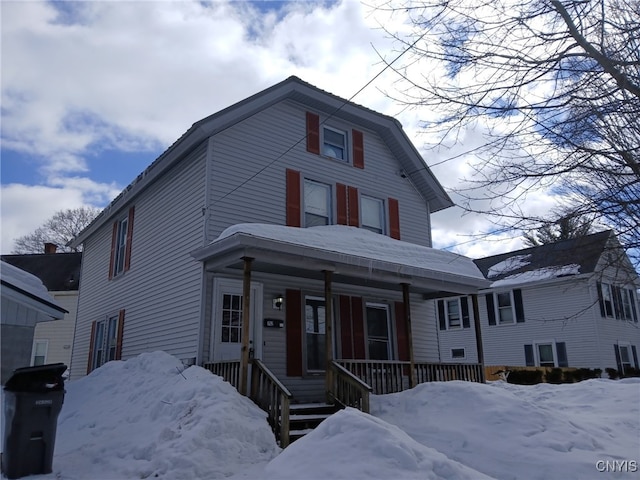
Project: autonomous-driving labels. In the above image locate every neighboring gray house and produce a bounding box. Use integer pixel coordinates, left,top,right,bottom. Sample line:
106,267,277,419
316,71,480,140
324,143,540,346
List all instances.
68,76,489,408
2,248,82,369
1,260,67,383
434,231,640,374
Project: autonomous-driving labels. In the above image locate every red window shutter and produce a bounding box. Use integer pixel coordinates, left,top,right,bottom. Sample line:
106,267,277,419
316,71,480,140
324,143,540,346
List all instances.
394,302,409,361
336,183,348,225
108,222,118,279
124,207,135,272
286,169,301,227
306,112,320,154
286,289,303,376
352,129,364,169
351,297,366,359
348,186,359,227
388,197,400,239
339,295,353,358
87,320,97,374
115,309,125,360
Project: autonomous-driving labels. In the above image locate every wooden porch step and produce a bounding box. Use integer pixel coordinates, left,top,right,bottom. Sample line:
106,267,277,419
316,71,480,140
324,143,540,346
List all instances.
287,402,341,444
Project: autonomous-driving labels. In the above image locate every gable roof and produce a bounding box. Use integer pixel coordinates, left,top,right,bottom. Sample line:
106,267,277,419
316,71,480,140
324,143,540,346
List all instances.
1,252,82,291
473,230,617,287
71,76,452,247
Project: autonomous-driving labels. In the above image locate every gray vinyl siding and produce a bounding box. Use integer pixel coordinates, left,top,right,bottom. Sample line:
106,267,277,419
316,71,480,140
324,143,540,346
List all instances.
480,278,602,368
435,297,480,364
206,99,432,246
411,299,440,363
70,145,207,380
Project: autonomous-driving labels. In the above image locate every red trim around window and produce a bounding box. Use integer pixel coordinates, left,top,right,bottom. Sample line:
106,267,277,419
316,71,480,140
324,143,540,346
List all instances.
388,197,400,239
348,186,359,227
306,112,320,154
352,129,364,169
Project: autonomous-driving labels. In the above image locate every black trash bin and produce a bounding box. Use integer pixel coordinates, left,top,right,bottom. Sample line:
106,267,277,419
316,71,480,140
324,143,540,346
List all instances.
2,363,67,479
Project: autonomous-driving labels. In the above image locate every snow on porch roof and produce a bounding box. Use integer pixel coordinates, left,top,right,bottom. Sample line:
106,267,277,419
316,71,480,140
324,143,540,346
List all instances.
192,224,489,294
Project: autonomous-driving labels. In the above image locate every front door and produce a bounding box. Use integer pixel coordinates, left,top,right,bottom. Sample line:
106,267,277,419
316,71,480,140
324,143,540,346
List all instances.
212,278,262,361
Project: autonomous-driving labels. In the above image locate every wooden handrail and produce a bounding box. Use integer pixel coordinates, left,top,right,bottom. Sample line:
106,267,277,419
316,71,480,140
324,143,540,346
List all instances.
337,359,485,395
202,360,241,390
250,359,293,447
329,360,372,413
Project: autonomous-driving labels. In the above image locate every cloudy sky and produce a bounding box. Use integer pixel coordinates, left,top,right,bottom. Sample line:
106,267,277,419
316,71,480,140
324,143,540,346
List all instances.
1,0,537,257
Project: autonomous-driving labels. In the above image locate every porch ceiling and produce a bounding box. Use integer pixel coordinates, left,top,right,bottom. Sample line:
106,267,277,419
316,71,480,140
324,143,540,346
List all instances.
191,224,490,296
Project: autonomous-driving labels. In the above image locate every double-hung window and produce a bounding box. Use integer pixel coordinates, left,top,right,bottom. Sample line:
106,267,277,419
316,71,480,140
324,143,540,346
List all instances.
361,196,385,234
305,296,326,371
322,126,347,161
537,343,556,367
366,303,391,360
618,345,632,374
89,311,124,373
109,206,134,279
113,217,128,276
31,340,48,366
620,289,635,320
601,283,615,317
304,179,331,227
496,292,515,324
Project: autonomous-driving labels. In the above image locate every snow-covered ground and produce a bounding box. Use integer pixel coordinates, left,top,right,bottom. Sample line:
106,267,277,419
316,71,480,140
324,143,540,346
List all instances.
2,351,638,479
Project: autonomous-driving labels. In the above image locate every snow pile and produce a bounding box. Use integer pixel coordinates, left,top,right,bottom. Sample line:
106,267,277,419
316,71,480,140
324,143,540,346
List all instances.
487,254,531,278
262,408,492,480
2,352,638,480
371,379,640,480
44,352,279,479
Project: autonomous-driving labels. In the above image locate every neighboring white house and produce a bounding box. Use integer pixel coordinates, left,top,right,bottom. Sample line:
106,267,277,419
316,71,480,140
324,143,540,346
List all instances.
68,76,489,403
1,260,67,383
434,231,639,374
2,250,82,370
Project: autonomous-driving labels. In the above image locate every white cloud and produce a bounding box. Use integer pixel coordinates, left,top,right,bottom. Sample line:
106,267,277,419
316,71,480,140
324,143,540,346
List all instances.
0,181,120,253
0,0,577,260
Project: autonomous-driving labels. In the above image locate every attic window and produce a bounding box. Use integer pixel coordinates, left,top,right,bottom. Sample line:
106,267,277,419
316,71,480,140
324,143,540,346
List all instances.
322,127,347,161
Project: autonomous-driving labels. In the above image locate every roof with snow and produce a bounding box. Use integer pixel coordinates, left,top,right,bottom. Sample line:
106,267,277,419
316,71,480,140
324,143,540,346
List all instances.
473,230,617,288
192,224,489,296
71,76,452,248
1,260,67,319
1,252,82,291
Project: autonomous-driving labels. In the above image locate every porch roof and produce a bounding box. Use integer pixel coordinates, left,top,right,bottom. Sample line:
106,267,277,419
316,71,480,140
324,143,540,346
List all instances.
191,224,490,297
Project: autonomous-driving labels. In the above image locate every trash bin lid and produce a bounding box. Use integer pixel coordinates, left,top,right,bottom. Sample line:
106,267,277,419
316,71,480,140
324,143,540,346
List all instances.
4,363,68,392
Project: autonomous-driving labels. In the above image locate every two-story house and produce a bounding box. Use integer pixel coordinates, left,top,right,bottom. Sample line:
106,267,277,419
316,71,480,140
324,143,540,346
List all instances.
434,231,639,375
69,77,490,443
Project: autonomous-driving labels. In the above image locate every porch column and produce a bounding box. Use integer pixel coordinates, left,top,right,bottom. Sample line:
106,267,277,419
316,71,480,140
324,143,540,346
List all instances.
240,257,253,396
402,283,417,388
324,270,333,402
471,294,486,382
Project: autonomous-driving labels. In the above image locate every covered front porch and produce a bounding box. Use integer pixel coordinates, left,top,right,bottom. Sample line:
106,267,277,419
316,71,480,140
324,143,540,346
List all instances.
192,224,489,446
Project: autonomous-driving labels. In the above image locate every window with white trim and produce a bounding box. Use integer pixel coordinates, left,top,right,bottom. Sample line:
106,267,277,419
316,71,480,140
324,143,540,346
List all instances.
361,195,385,234
322,126,347,161
305,296,326,371
221,293,243,343
445,299,462,329
617,344,633,374
31,340,48,366
113,216,129,277
304,179,331,227
92,314,119,370
496,291,515,324
537,343,556,367
366,303,391,360
601,283,614,317
620,288,635,320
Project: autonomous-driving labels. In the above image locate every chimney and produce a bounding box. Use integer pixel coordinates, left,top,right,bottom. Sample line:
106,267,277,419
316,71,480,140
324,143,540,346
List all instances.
44,242,57,254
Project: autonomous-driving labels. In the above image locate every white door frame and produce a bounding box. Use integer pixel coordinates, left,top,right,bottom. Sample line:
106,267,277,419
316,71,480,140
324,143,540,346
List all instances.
211,277,263,362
